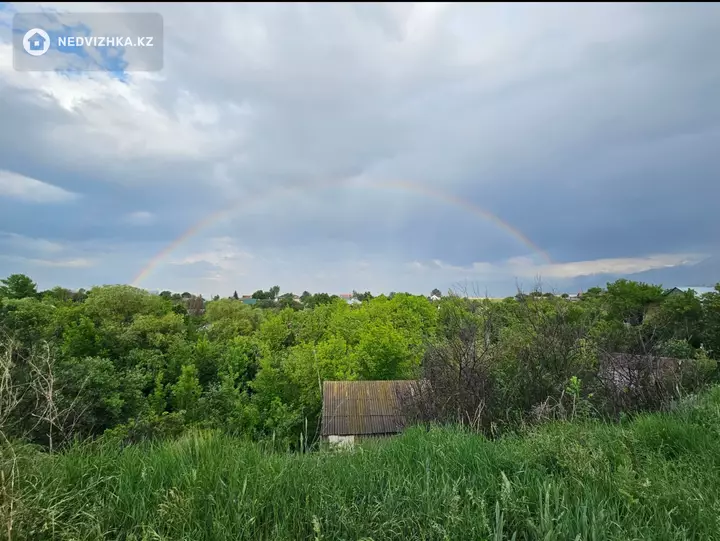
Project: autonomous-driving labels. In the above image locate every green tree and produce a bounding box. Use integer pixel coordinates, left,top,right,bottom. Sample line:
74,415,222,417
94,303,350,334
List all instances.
172,364,202,419
649,289,703,346
193,335,219,386
305,293,333,309
0,274,38,299
352,321,415,380
353,290,374,302
124,312,186,351
583,287,603,299
252,289,268,300
205,298,263,340
56,356,125,436
258,309,296,352
269,285,280,300
605,279,664,325
220,336,260,385
701,286,720,358
61,315,102,359
42,286,74,303
72,288,88,303
84,285,169,325
148,371,167,415
278,293,302,310
0,297,56,345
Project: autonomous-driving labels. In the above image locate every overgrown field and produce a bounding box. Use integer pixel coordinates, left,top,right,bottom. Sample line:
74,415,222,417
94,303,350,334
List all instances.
4,386,720,541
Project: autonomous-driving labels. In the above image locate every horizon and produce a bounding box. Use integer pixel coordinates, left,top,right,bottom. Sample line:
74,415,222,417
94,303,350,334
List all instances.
25,276,717,301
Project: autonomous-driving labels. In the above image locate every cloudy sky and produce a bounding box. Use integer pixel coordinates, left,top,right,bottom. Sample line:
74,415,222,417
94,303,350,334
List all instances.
1,2,719,297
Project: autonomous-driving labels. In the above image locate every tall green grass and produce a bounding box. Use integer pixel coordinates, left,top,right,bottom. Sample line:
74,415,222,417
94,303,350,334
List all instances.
3,387,720,540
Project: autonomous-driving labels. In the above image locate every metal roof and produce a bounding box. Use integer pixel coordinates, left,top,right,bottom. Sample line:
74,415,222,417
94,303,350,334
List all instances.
321,380,423,436
673,286,717,296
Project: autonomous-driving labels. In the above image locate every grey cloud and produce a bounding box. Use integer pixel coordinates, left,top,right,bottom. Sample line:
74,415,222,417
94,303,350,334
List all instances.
1,2,719,294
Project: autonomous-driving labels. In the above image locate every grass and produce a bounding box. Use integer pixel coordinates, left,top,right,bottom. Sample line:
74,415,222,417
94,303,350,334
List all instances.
3,388,720,541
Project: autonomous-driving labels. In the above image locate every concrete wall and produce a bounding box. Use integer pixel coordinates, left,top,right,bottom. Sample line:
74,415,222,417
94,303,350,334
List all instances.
328,435,355,448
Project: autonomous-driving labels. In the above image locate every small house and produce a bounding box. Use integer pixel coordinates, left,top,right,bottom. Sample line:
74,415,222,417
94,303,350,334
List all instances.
321,380,424,446
337,293,359,305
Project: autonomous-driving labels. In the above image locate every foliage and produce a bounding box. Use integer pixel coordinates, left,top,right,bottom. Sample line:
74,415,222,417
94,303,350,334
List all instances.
172,364,202,420
0,274,38,300
1,273,720,452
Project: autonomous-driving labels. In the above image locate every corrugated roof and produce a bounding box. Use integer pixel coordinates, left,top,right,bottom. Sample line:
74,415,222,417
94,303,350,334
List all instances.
321,380,423,436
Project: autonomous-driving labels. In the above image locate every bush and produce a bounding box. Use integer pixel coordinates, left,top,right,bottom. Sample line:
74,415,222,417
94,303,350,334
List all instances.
102,411,187,446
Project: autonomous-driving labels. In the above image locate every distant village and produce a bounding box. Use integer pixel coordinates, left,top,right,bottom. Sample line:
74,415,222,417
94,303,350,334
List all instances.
147,287,592,317
147,285,717,318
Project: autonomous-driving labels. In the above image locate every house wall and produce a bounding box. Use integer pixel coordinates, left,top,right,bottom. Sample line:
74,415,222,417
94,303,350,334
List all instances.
326,433,399,449
328,435,355,448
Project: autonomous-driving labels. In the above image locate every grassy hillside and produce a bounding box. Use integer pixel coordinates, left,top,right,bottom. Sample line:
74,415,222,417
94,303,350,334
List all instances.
4,387,720,541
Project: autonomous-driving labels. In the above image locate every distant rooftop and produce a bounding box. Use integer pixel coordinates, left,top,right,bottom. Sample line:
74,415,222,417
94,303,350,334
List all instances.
674,286,717,295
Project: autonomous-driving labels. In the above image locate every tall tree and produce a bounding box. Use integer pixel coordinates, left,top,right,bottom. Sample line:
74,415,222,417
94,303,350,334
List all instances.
351,290,373,302
186,295,205,317
605,279,664,325
431,289,442,298
233,291,240,300
72,288,88,303
269,285,280,300
172,364,202,419
0,274,38,299
42,286,74,303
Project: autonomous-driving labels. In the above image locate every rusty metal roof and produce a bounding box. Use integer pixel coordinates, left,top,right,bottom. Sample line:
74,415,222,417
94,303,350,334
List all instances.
321,380,423,436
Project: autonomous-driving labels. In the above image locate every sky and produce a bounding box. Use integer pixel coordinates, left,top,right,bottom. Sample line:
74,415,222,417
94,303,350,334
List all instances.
1,2,719,298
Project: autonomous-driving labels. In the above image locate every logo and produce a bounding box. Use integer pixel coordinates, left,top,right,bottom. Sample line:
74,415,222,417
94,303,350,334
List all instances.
22,28,50,56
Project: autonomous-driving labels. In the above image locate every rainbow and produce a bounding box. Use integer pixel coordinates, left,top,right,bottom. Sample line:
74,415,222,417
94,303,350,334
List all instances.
131,178,552,287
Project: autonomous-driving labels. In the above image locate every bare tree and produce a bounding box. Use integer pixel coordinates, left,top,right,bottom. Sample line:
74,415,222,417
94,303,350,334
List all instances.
1,335,95,539
406,298,499,431
0,336,90,451
0,338,25,434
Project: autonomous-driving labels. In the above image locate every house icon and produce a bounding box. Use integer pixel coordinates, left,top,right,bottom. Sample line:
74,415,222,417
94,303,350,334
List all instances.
22,28,50,56
28,32,46,51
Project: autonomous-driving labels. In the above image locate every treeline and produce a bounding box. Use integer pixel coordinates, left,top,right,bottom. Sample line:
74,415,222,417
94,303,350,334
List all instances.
1,273,719,450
